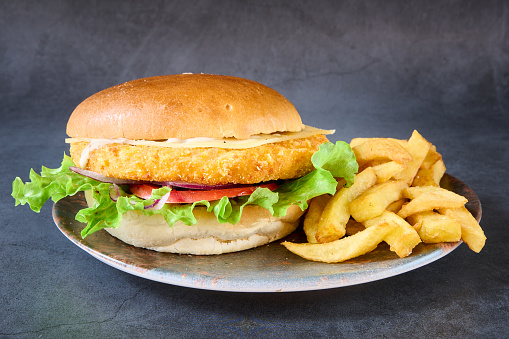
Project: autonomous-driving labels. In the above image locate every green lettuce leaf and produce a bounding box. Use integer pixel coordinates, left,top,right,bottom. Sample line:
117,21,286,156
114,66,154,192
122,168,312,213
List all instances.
12,155,107,212
12,141,358,237
311,141,358,186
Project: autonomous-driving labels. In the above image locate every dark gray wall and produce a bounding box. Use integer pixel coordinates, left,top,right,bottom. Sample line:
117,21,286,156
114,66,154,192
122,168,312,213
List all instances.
2,1,507,137
2,1,508,337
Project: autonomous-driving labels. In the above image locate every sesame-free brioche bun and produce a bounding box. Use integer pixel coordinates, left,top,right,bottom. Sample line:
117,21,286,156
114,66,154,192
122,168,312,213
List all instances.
84,191,304,255
69,74,317,255
67,74,304,140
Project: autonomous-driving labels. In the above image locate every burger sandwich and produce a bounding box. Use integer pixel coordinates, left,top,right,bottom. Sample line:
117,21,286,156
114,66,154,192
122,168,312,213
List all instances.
12,74,358,254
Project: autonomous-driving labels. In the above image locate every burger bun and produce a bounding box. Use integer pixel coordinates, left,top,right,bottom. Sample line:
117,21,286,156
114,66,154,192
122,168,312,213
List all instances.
85,190,304,255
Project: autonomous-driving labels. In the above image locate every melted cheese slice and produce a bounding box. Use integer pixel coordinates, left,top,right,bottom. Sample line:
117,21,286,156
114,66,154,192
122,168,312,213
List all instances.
66,125,334,149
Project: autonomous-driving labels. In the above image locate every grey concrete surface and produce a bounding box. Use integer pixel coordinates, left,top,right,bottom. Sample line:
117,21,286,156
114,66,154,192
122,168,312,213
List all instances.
1,1,508,337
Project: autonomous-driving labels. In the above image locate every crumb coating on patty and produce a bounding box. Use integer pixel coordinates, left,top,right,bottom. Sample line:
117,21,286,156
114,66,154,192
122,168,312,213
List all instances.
69,135,328,185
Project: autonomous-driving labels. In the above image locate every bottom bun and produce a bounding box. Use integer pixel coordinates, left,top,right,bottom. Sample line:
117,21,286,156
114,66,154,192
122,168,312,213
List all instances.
84,190,304,254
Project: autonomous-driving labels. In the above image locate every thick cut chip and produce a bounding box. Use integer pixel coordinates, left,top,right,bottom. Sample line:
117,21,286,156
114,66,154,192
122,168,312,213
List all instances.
413,159,446,187
403,186,467,200
393,130,431,184
439,207,486,252
303,194,331,243
397,186,468,219
349,137,370,148
350,180,408,222
352,139,412,167
363,211,421,258
372,161,406,184
412,144,445,187
420,145,442,170
386,199,406,213
315,168,377,243
282,222,398,263
431,160,446,185
407,211,461,243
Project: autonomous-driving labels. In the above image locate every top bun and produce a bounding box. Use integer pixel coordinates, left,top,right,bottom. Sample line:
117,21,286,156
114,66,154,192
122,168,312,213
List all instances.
66,74,304,140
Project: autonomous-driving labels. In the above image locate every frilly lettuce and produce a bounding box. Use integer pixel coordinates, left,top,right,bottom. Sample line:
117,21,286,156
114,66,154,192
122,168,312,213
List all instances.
12,141,358,237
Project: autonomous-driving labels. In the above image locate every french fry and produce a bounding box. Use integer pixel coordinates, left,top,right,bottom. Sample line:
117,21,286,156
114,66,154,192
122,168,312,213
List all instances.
420,145,442,170
282,222,397,263
398,186,468,219
315,167,377,243
393,130,431,184
439,207,486,253
412,144,446,187
349,137,369,148
386,199,406,213
372,161,406,183
403,186,467,200
390,138,408,149
412,168,435,187
431,160,446,185
360,159,387,169
352,139,412,166
413,159,446,187
364,211,421,258
303,194,331,243
407,211,461,243
350,180,408,222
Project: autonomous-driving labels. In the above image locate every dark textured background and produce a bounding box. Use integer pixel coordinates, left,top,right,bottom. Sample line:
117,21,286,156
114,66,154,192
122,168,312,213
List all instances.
1,1,508,337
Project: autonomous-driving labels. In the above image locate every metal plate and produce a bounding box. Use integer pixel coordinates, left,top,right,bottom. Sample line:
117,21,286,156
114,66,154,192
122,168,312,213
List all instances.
52,174,481,292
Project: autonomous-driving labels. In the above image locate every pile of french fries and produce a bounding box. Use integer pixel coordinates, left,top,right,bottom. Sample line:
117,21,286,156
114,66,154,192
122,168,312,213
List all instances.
283,130,486,263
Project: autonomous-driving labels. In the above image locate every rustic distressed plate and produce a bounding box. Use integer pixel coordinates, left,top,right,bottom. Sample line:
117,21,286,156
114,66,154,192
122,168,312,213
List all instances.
53,174,481,292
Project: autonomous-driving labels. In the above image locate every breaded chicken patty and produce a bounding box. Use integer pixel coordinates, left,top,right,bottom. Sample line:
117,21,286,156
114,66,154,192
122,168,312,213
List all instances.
70,134,328,185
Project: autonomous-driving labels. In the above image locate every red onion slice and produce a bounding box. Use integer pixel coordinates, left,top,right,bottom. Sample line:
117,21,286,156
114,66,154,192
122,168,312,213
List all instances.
144,191,171,210
109,184,121,202
70,166,250,190
70,167,141,185
108,182,169,210
157,181,251,190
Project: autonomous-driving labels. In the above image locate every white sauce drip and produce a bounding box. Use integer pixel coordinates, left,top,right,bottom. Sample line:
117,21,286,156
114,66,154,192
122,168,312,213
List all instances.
79,138,129,167
165,137,217,143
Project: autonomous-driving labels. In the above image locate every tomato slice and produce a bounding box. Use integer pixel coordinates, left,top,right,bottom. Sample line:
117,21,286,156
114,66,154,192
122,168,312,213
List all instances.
129,182,278,204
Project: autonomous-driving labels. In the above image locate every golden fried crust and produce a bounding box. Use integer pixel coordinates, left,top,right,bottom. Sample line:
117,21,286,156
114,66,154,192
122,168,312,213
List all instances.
70,135,328,185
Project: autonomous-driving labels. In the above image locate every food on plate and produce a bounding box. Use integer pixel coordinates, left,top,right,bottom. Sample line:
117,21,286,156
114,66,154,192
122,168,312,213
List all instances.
412,146,446,187
283,130,486,263
302,194,331,243
439,207,486,253
386,198,406,213
352,138,412,167
12,74,486,262
397,186,468,219
392,130,431,184
406,211,461,244
371,161,406,184
12,74,359,255
349,180,408,223
363,211,421,258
